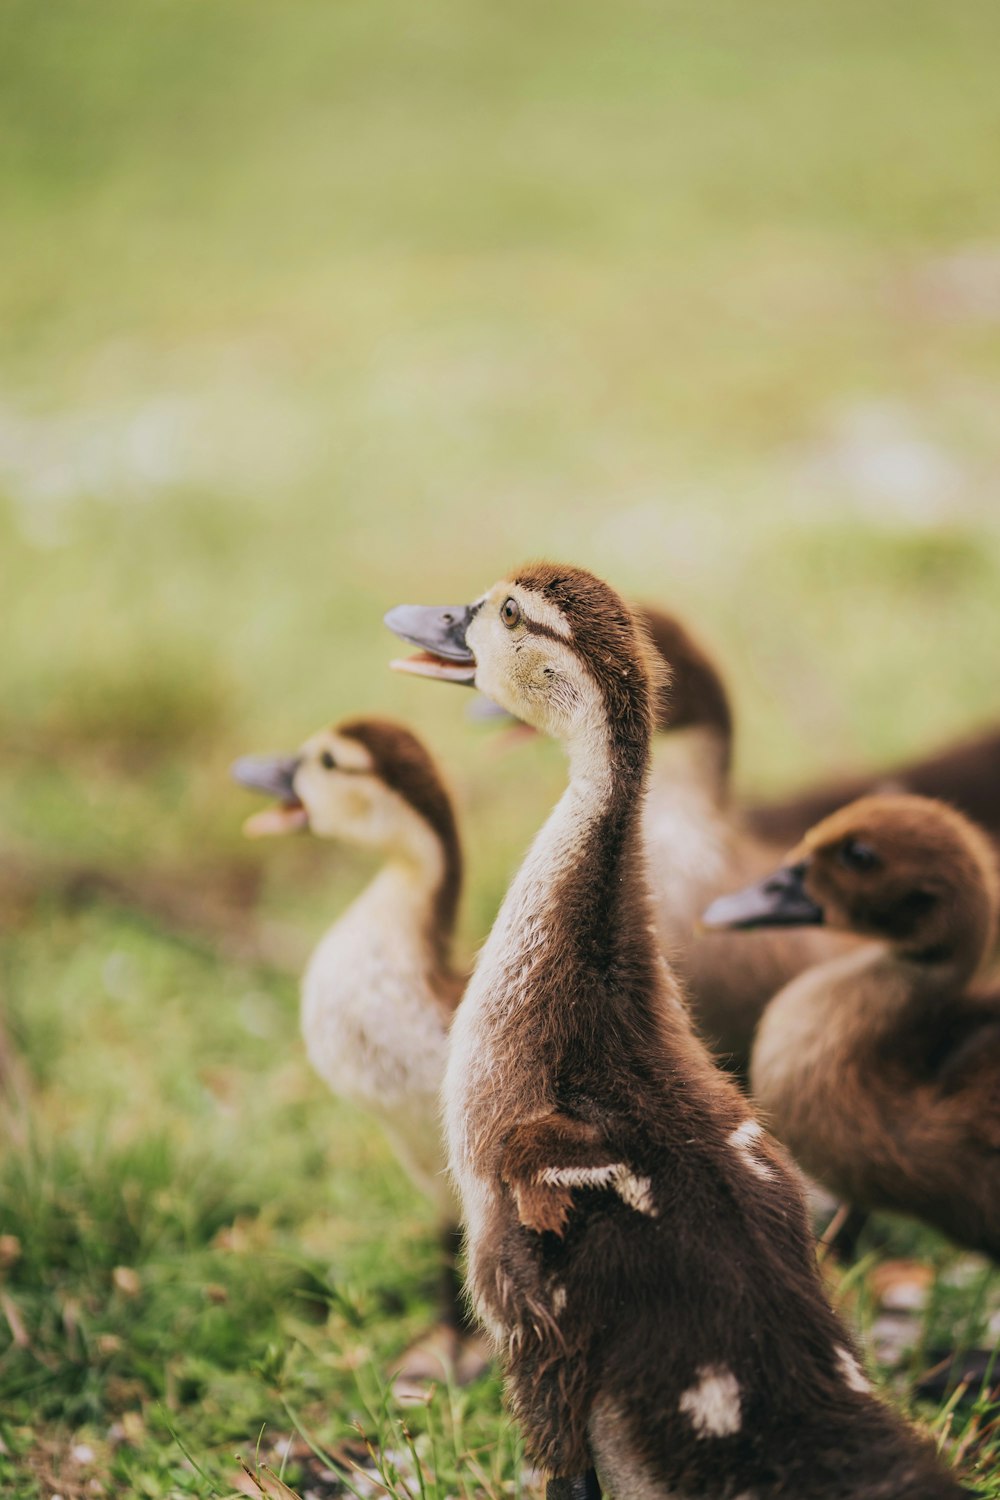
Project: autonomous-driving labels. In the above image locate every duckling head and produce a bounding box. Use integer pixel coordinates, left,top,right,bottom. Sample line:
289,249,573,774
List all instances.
386,563,666,771
465,603,733,776
704,793,999,966
232,716,461,875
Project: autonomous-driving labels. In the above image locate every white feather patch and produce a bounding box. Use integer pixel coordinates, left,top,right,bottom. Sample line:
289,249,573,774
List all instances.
536,1163,658,1216
678,1365,742,1438
538,1164,625,1189
728,1118,775,1181
836,1345,871,1394
613,1171,656,1215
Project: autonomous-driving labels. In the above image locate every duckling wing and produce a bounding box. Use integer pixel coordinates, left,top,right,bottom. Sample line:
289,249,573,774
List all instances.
499,1113,628,1236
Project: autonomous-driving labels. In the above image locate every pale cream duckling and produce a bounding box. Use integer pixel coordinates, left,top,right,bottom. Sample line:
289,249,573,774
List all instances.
232,717,486,1383
704,794,1000,1260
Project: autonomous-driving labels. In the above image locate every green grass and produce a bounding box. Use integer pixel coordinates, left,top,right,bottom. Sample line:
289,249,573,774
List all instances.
1,0,1000,1493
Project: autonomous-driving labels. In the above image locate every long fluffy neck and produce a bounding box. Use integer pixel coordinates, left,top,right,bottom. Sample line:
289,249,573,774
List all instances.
557,763,650,978
474,711,653,1022
332,817,455,973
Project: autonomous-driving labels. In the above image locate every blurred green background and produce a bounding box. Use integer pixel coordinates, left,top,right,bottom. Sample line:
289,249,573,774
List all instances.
2,2,999,1495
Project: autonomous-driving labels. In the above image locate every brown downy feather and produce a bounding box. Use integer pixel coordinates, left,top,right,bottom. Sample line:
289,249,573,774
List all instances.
434,565,969,1499
745,728,1000,851
746,794,1000,1261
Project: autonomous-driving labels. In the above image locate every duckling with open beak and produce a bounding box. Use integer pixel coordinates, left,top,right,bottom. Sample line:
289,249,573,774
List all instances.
232,717,488,1389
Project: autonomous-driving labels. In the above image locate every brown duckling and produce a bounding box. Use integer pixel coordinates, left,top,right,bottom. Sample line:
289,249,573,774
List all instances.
232,717,486,1383
703,793,1000,1260
387,569,968,1500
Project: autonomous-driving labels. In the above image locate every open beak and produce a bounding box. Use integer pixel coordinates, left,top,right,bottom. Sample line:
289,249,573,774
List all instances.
701,862,825,931
384,603,478,685
230,754,308,837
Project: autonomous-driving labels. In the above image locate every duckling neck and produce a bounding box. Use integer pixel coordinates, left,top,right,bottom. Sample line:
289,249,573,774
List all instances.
563,734,651,968
312,818,457,995
355,852,444,937
376,819,460,973
301,834,457,1214
896,904,992,987
468,717,651,1024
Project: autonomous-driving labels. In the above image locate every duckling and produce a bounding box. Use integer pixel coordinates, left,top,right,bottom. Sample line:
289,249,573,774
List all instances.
231,717,485,1381
387,568,968,1500
703,793,1000,1260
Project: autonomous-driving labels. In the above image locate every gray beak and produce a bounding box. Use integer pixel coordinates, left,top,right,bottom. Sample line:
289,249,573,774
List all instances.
384,603,478,685
701,862,825,931
230,754,302,802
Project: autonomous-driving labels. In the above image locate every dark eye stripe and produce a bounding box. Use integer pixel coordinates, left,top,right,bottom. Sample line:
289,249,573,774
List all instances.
320,752,369,776
521,617,568,645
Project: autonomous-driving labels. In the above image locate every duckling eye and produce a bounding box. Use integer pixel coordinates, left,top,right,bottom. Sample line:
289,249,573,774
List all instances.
839,837,880,873
500,597,521,629
319,750,336,771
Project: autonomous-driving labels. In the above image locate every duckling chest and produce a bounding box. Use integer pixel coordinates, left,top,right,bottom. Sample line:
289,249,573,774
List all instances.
301,912,447,1116
751,954,903,1193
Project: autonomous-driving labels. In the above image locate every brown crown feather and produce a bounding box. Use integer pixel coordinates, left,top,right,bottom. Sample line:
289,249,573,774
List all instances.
511,562,667,769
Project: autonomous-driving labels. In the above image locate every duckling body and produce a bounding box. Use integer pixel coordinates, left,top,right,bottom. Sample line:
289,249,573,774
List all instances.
301,849,457,1218
753,945,1000,1255
389,572,967,1500
707,793,1000,1259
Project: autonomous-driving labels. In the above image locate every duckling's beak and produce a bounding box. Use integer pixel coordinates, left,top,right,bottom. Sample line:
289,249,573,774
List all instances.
701,863,825,931
230,754,308,837
384,603,477,685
